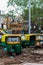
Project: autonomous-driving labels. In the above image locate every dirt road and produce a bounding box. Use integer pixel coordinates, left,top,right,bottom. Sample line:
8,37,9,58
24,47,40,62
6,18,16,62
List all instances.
0,47,43,65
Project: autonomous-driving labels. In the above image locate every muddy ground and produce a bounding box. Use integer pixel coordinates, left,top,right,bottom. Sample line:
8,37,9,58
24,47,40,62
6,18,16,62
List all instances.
0,47,43,65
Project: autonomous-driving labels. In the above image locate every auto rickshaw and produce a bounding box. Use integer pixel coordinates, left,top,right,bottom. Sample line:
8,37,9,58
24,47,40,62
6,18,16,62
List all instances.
1,34,22,55
34,34,43,48
21,34,36,47
21,34,43,48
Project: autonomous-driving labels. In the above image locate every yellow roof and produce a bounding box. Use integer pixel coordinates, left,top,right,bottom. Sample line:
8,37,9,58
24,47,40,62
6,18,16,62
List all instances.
2,34,21,37
25,34,43,36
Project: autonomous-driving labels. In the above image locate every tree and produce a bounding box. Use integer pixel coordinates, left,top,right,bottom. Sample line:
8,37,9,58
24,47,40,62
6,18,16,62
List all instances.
8,0,43,20
8,0,28,7
8,10,15,19
8,0,43,33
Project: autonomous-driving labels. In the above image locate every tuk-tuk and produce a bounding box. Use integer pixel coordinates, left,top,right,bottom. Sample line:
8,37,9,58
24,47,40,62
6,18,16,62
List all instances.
34,34,43,48
21,34,36,47
1,34,22,54
21,34,43,47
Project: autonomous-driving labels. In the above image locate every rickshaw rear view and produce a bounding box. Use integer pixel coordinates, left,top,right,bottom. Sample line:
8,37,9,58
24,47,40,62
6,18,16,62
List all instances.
21,34,43,48
1,34,22,56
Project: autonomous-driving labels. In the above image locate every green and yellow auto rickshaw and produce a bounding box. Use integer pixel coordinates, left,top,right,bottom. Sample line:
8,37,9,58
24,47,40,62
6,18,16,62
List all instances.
1,34,22,55
21,34,43,48
21,34,36,47
34,34,43,48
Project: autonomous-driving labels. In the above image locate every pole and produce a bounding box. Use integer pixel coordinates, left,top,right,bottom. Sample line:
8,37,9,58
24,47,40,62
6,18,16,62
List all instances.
28,0,31,34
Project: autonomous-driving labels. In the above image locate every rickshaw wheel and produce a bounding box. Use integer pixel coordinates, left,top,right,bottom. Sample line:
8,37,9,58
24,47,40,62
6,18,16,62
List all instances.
16,51,22,55
0,46,7,57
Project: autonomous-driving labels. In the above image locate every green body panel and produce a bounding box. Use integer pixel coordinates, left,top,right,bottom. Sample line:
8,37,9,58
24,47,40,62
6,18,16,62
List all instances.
12,44,22,53
1,42,22,54
0,42,7,47
21,40,35,47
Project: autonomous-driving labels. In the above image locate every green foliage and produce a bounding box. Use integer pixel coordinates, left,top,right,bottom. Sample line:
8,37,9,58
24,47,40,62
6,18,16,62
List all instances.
22,8,28,20
8,0,15,6
8,0,28,7
8,0,43,23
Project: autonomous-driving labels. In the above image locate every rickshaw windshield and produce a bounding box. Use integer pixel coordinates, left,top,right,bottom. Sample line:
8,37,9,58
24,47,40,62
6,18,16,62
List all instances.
36,35,43,39
35,35,43,45
7,36,20,42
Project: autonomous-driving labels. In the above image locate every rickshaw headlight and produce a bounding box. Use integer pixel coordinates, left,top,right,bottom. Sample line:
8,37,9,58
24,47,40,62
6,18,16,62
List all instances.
21,36,25,40
36,42,40,45
38,36,41,39
40,41,43,44
37,36,40,39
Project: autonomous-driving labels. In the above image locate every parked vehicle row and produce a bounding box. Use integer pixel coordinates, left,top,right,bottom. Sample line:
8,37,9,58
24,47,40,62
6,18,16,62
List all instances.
0,30,43,56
